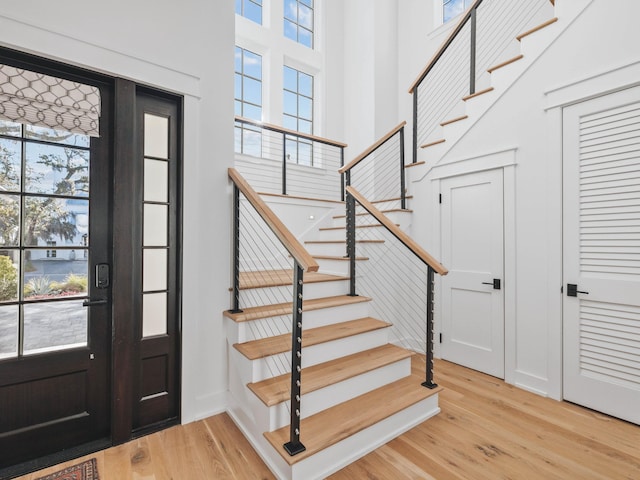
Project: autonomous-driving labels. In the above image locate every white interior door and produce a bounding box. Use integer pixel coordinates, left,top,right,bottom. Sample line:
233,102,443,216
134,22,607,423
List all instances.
440,169,505,378
563,86,640,425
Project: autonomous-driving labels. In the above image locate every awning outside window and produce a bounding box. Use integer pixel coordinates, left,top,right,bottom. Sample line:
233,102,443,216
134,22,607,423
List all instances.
0,63,101,137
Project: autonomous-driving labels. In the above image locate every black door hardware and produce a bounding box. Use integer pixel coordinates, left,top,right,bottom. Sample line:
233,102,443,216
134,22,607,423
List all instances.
567,284,588,297
83,298,108,307
482,279,501,290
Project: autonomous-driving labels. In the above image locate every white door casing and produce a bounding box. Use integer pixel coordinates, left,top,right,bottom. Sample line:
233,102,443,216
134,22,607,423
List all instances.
563,86,640,425
440,169,505,378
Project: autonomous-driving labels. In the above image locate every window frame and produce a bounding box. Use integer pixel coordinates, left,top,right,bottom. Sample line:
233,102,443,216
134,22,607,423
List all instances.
284,0,314,49
235,46,263,157
282,65,314,166
235,0,263,25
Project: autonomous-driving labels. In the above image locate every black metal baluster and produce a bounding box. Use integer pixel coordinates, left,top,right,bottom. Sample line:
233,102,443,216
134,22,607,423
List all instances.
469,7,477,95
282,132,288,195
399,126,407,210
340,147,345,202
345,172,357,296
412,89,418,164
422,266,438,389
229,184,243,314
284,262,306,456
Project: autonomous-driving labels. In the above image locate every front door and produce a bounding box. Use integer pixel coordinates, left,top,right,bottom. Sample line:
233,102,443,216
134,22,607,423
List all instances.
563,86,640,425
0,89,112,466
440,169,505,378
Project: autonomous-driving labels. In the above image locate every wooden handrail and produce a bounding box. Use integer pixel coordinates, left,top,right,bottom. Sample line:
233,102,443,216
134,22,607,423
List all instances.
346,186,448,276
408,0,484,94
339,121,407,175
235,116,347,148
228,168,319,273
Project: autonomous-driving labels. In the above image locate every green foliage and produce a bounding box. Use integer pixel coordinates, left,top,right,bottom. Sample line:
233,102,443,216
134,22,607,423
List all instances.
51,273,87,293
0,255,17,301
25,276,53,297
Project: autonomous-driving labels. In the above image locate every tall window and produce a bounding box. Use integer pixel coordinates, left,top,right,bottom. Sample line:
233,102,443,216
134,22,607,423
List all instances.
443,0,473,23
283,66,313,166
284,0,314,48
236,0,262,25
235,46,263,156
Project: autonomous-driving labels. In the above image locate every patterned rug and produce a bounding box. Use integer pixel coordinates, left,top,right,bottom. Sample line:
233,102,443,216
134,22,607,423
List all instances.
34,459,99,480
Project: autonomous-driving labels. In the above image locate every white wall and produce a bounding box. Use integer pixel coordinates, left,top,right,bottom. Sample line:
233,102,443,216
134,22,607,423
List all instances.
410,0,640,399
0,0,234,422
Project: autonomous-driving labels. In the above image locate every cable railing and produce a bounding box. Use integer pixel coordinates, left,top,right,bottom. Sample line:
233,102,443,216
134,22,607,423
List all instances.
228,167,318,456
408,0,553,161
234,116,347,201
339,121,408,211
344,186,448,389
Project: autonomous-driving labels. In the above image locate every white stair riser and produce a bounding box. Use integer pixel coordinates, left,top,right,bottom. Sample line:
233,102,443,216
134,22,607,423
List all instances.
304,242,349,257
519,21,560,59
489,56,528,93
254,357,412,432
238,279,349,306
416,140,447,164
228,301,372,343
314,258,351,276
463,89,497,119
236,327,392,384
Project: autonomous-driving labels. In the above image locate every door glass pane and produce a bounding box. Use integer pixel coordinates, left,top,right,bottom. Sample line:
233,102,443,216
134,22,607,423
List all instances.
0,305,18,359
144,114,169,159
23,249,88,300
0,195,20,247
0,137,21,191
23,300,87,354
144,159,168,202
143,249,167,292
22,198,89,247
0,252,18,303
143,204,168,247
25,143,90,196
143,292,167,337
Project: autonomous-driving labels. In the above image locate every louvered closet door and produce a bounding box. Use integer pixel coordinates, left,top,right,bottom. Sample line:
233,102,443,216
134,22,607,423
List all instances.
563,86,640,425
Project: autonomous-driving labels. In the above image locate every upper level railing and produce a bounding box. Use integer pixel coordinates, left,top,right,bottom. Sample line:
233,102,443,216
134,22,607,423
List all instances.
343,185,448,388
235,116,347,201
228,167,317,456
339,121,408,209
408,0,552,161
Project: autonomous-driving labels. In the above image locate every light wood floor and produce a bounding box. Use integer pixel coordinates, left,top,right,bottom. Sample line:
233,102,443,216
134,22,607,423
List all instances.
16,359,640,479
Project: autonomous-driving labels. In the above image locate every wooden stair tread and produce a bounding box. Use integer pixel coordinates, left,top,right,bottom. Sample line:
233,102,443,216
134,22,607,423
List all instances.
319,224,398,231
305,239,384,244
264,372,442,464
312,255,369,261
224,294,372,322
487,54,524,73
248,344,413,407
239,269,347,289
420,138,446,149
333,208,412,219
404,161,425,169
440,115,468,127
462,87,494,102
370,196,413,205
234,317,391,360
516,17,558,41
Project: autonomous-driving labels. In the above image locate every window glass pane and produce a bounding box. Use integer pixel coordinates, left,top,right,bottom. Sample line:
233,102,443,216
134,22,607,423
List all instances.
0,119,21,137
298,4,313,29
243,51,262,80
285,139,298,164
234,73,242,100
243,77,262,106
144,204,168,247
234,125,242,153
299,96,312,121
25,125,90,148
0,253,18,303
143,248,167,292
22,197,89,248
283,66,297,92
0,137,22,191
300,0,312,7
234,46,242,73
284,20,297,42
283,90,298,116
298,72,313,97
443,0,465,22
299,28,313,48
283,115,297,132
284,0,298,21
0,304,18,359
144,159,168,203
23,249,88,300
243,104,262,121
235,0,242,15
144,114,169,159
235,100,243,117
298,119,312,135
25,143,89,196
242,128,262,157
23,299,87,354
298,141,312,166
0,195,20,247
244,0,263,24
143,292,167,337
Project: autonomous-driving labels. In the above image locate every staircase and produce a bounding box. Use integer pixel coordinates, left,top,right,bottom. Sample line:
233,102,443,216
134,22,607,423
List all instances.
225,186,441,480
412,0,593,170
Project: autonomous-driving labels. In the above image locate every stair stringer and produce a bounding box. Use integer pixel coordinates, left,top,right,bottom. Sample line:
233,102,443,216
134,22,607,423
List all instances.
413,0,595,177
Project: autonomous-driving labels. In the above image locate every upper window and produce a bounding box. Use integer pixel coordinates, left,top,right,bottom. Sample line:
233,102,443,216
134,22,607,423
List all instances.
443,0,473,23
284,0,314,48
283,66,313,166
235,46,263,121
236,0,263,25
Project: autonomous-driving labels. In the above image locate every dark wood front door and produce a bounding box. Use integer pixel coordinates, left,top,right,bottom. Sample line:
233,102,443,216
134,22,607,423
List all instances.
0,76,113,468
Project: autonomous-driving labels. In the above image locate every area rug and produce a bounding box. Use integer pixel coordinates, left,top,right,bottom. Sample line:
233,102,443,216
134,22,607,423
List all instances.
34,458,99,480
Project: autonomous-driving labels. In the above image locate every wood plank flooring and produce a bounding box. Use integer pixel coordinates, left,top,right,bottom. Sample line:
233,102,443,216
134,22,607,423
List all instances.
15,359,640,480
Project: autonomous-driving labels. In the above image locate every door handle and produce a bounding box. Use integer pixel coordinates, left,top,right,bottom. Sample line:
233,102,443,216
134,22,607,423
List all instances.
482,279,501,290
567,284,588,297
82,298,108,307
